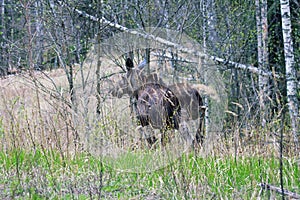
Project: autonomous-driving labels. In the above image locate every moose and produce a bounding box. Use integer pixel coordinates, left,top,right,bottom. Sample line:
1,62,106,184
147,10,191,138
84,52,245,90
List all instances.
110,58,206,147
132,83,181,146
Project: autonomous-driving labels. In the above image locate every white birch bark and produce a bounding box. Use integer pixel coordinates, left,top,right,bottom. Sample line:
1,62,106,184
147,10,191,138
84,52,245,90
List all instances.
206,0,218,50
255,0,263,67
34,0,44,68
0,0,6,75
202,0,220,145
205,0,218,137
280,0,299,147
256,0,270,127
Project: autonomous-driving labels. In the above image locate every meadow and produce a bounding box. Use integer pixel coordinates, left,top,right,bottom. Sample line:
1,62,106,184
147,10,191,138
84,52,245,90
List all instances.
0,57,299,199
0,148,299,199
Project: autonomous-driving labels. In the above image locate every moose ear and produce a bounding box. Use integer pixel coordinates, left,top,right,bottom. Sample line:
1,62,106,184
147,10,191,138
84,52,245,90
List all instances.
126,58,134,71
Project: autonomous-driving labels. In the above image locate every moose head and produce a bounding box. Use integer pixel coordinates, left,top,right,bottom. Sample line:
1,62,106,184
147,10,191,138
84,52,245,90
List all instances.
110,58,165,98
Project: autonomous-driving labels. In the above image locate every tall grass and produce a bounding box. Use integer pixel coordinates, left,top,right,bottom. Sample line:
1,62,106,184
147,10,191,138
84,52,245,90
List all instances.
0,148,299,199
0,70,299,199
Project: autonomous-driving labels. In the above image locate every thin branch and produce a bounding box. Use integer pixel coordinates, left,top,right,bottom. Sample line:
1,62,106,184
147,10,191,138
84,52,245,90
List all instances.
209,55,279,78
99,71,124,81
55,0,281,79
258,183,300,199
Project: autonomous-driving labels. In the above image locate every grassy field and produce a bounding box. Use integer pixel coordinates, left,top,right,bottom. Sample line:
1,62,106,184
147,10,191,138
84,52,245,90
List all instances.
0,148,299,199
0,59,299,199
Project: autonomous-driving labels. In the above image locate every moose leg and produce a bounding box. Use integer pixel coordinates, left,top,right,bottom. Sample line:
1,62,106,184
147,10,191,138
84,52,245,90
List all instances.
138,126,158,148
146,136,158,146
129,96,136,120
195,127,204,145
194,115,205,147
161,129,169,147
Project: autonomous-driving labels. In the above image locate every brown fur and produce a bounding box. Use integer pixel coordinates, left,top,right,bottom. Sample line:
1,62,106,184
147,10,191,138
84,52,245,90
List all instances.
110,58,206,146
132,83,181,146
168,83,206,144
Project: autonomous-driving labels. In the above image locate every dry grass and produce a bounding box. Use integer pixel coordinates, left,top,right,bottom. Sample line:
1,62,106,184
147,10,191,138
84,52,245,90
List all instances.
0,53,299,199
0,53,297,156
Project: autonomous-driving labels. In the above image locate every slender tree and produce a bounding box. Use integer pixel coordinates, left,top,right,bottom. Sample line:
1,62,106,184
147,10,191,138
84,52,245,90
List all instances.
256,0,270,127
0,0,7,75
280,0,299,148
202,0,208,137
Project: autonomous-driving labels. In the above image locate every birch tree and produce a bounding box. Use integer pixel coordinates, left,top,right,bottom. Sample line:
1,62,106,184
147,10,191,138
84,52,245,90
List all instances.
202,0,218,138
0,0,6,75
256,0,270,127
96,0,102,116
280,0,299,148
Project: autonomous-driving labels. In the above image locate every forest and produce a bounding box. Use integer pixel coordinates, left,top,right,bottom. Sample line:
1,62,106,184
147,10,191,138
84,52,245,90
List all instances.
0,0,299,199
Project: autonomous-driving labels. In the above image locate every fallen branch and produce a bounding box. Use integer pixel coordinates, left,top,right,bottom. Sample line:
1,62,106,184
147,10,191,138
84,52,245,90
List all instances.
152,52,280,78
258,183,300,199
208,55,280,78
55,0,281,79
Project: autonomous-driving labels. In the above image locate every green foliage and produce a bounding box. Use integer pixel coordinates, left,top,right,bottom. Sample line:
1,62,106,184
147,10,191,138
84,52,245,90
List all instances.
0,149,299,199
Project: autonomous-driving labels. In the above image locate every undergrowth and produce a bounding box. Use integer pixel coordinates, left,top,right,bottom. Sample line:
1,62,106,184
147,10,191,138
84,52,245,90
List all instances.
0,72,299,199
0,148,299,199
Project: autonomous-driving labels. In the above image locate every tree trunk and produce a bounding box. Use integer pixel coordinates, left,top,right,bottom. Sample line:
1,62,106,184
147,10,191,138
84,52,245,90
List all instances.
0,0,7,76
96,33,102,116
280,0,299,148
256,0,270,127
34,0,44,69
206,0,218,51
203,0,218,137
202,0,209,138
96,2,102,117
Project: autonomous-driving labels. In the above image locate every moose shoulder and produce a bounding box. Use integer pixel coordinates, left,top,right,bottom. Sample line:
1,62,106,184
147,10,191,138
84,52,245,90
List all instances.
132,82,206,146
132,83,181,146
132,83,181,130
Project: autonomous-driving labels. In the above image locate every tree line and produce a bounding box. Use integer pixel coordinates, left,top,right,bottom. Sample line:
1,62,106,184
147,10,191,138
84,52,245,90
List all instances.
0,0,299,147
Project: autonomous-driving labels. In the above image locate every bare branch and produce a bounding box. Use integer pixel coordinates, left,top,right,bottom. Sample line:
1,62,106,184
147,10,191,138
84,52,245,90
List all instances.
55,0,281,79
258,183,300,199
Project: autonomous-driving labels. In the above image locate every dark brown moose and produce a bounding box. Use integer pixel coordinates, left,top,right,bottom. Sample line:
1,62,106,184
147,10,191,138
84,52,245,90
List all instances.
132,83,181,146
110,58,206,146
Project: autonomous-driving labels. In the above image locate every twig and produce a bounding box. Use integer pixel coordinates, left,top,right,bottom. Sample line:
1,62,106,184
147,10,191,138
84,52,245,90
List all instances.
258,183,300,199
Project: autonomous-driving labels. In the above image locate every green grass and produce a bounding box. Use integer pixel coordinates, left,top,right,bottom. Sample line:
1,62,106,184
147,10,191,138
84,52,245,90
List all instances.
0,148,299,199
1,62,299,199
